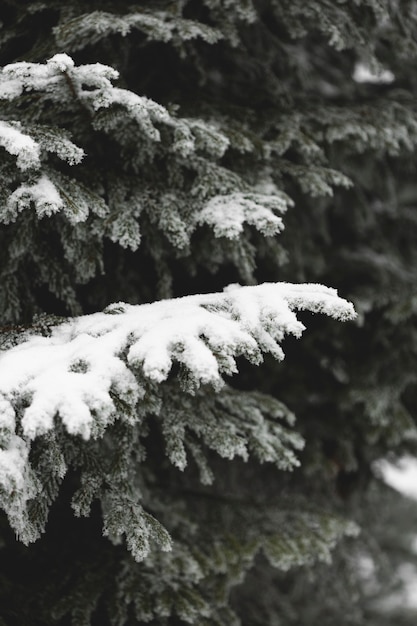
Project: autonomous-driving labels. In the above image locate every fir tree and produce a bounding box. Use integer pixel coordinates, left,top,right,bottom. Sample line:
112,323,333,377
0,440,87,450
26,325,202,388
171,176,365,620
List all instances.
0,1,417,624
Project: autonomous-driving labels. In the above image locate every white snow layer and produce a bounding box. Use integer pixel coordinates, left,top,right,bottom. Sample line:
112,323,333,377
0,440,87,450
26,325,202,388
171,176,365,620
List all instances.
198,192,289,238
5,175,64,221
377,456,417,500
352,62,395,84
0,283,355,497
0,121,41,170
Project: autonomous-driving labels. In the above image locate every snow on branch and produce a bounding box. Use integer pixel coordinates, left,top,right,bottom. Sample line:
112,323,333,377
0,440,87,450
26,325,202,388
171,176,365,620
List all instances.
0,283,355,443
0,282,355,545
0,120,84,171
0,121,40,170
0,54,229,155
5,175,64,221
0,53,117,101
198,191,292,238
0,116,89,223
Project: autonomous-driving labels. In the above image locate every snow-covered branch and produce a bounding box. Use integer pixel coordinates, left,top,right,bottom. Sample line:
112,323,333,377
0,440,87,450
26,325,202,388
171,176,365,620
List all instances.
198,192,291,239
0,282,355,442
0,54,229,156
0,282,354,544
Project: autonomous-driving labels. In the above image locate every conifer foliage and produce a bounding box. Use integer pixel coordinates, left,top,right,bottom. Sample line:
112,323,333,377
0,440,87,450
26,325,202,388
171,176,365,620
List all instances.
0,1,417,624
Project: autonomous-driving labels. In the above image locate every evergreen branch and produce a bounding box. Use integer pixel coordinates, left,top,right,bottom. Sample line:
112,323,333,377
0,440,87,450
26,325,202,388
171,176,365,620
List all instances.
0,282,355,441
